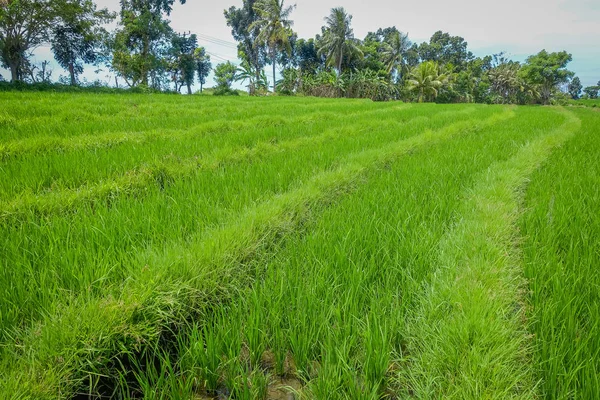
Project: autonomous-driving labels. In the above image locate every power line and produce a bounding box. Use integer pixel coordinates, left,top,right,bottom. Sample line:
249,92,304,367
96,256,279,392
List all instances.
196,32,238,46
206,51,240,64
196,33,238,50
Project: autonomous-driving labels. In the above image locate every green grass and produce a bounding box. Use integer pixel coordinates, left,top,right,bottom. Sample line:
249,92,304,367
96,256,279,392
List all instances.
520,107,600,399
570,98,600,108
0,92,598,399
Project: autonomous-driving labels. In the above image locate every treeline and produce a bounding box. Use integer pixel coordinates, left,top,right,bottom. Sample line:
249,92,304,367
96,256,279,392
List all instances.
0,0,211,93
1,0,599,103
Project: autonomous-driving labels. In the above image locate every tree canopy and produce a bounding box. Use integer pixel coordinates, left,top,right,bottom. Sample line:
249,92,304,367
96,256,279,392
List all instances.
317,7,363,74
0,1,591,104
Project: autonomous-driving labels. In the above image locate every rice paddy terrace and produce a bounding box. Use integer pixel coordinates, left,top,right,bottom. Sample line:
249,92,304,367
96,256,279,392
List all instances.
0,93,598,399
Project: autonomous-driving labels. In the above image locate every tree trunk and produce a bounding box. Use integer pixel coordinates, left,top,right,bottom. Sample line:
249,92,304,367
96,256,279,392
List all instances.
141,34,149,86
69,62,76,86
10,62,18,83
200,81,203,93
272,59,276,93
255,65,261,95
187,82,192,95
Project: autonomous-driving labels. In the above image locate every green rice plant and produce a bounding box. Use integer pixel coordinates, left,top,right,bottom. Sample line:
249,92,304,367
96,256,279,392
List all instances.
3,91,593,399
0,105,467,336
1,106,511,398
155,106,563,399
0,104,495,342
401,108,581,399
362,313,390,394
0,104,453,217
0,104,419,201
520,107,600,398
244,291,267,369
180,323,222,393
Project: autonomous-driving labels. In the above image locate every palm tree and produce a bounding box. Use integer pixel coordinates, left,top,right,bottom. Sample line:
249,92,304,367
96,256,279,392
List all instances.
407,61,448,102
317,7,363,74
236,59,268,94
381,30,411,81
488,62,521,103
249,0,295,93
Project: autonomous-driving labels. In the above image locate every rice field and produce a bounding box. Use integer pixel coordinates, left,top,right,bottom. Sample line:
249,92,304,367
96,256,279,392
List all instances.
0,92,598,399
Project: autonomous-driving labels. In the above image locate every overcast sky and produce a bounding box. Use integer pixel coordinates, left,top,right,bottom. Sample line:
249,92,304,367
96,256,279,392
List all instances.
3,0,599,90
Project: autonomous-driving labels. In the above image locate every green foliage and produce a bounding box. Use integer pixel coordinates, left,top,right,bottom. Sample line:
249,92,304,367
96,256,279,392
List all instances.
294,38,322,75
224,0,267,88
407,60,449,102
213,61,238,91
248,0,295,92
583,85,599,99
519,50,574,104
344,69,397,101
111,0,185,88
50,0,115,86
417,31,473,71
487,61,539,104
235,59,268,95
567,76,582,99
380,28,411,80
0,0,55,82
317,7,363,74
275,66,298,94
193,46,211,93
168,32,197,94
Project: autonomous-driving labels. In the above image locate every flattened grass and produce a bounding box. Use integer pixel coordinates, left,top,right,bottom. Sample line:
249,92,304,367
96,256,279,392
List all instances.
402,108,580,399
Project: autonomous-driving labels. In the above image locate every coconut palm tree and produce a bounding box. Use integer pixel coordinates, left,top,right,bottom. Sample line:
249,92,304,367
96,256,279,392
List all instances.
249,0,295,93
317,7,363,75
381,30,411,81
407,61,448,102
236,59,268,94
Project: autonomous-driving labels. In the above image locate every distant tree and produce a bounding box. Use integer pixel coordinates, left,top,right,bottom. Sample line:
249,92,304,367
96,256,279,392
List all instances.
236,59,267,93
488,62,522,103
357,33,387,76
224,0,268,91
418,31,473,71
318,7,362,74
567,76,582,100
26,59,52,82
248,0,295,92
0,0,55,82
380,29,411,81
276,30,297,69
407,61,448,102
519,50,573,104
213,61,237,90
583,86,599,99
295,38,322,75
112,0,185,88
51,0,115,86
168,32,197,94
194,46,211,92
